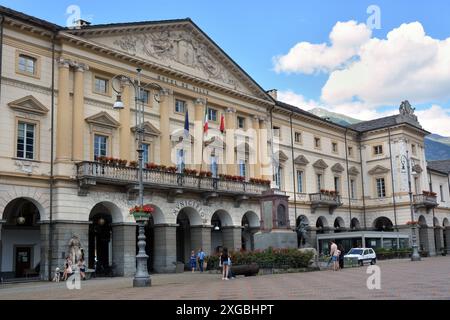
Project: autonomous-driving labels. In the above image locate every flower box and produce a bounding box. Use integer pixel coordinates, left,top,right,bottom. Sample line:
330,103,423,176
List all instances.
130,205,154,221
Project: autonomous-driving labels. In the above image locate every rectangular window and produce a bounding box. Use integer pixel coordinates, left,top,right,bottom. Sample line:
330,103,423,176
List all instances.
142,143,150,164
296,170,304,193
374,145,383,155
376,178,386,198
411,144,417,155
207,108,218,121
275,166,283,189
440,185,444,202
237,116,245,129
334,176,340,193
141,89,150,105
17,122,35,160
94,77,109,94
273,126,280,138
94,134,108,160
175,99,186,114
295,132,302,143
239,159,247,179
317,173,322,192
211,156,218,178
348,146,353,157
350,179,356,199
332,142,338,153
314,137,321,149
18,54,36,75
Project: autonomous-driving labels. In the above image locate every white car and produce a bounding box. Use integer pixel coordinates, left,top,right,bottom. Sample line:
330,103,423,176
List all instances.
344,248,377,266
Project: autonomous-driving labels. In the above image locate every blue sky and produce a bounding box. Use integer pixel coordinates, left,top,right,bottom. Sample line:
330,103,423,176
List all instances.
2,0,450,134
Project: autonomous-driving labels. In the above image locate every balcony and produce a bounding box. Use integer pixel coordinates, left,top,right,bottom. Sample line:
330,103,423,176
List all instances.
76,161,269,205
309,192,342,214
413,193,438,211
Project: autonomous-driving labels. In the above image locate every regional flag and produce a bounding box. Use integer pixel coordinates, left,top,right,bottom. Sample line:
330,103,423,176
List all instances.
220,113,225,133
184,109,189,137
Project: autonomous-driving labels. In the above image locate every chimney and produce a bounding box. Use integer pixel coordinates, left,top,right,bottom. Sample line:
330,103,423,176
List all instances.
267,89,278,100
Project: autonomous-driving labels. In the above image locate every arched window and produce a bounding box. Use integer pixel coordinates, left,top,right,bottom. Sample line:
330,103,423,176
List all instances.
276,204,286,227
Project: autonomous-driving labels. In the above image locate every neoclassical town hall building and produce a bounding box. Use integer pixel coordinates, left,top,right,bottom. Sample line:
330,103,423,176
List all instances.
0,6,449,280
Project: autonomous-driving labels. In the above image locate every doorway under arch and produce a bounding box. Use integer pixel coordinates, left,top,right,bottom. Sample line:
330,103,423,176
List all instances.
176,207,202,265
241,211,260,251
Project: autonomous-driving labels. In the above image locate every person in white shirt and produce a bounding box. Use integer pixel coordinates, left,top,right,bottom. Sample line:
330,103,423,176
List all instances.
329,241,340,271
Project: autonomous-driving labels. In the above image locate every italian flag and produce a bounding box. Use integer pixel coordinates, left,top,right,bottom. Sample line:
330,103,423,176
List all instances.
220,113,225,133
204,106,209,135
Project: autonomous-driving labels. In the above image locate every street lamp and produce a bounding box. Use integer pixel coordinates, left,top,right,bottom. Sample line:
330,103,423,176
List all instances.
400,150,421,261
111,68,163,287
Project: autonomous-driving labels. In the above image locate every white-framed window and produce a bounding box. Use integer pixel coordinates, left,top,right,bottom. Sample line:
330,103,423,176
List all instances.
334,176,340,193
208,108,218,121
296,170,304,193
177,149,185,173
94,76,109,94
273,126,281,138
332,142,338,153
175,99,186,114
440,185,444,202
94,134,108,160
295,132,302,143
374,145,383,155
350,179,356,199
314,137,321,149
142,143,150,164
274,166,283,189
210,156,218,178
376,178,386,198
141,89,150,105
17,122,35,160
237,116,245,129
239,159,247,179
18,54,37,75
317,173,323,192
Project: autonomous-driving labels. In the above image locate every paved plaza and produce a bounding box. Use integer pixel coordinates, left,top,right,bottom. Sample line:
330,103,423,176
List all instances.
0,257,449,300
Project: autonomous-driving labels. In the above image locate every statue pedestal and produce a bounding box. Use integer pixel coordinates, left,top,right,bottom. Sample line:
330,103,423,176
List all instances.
254,230,298,250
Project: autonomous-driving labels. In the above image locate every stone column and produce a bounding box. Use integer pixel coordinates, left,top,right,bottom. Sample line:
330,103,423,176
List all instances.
252,116,261,178
153,224,177,273
111,223,137,277
306,227,318,250
225,108,237,176
222,226,242,252
72,63,88,161
419,226,436,256
445,227,450,254
434,227,444,254
397,225,413,248
56,58,72,161
194,98,206,171
119,82,132,160
159,89,173,166
191,226,212,256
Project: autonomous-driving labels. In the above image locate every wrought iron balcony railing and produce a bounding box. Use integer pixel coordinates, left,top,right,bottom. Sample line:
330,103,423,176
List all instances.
76,161,269,204
309,192,342,214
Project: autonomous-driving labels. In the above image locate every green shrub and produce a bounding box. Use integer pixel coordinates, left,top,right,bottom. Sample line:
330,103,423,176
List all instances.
205,248,314,270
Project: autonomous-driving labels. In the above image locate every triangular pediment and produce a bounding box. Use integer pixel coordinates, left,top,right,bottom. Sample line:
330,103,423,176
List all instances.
65,21,271,100
294,155,309,166
131,121,161,136
275,150,289,162
85,111,120,129
8,95,49,115
348,166,360,176
313,159,328,170
368,165,390,175
331,163,345,173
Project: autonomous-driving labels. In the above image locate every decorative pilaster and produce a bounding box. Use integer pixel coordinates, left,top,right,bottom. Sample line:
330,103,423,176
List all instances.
222,226,242,252
194,98,206,171
259,118,271,179
153,224,177,273
72,62,89,161
225,107,237,176
159,89,173,166
252,116,261,178
56,58,72,161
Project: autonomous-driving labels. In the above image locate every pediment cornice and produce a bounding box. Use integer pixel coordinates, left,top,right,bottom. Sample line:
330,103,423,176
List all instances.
8,95,49,116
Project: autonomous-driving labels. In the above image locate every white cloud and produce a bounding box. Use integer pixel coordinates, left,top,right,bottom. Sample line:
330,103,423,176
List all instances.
277,90,321,110
416,105,450,136
273,21,371,74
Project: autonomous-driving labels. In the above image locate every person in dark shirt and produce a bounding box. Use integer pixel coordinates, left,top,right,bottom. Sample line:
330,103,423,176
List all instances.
338,244,345,270
221,248,229,280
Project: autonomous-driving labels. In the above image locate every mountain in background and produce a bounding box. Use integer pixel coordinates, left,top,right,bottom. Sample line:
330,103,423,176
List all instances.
308,108,450,161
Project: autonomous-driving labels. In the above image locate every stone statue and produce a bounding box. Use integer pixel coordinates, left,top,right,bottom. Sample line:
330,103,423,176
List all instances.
68,234,83,264
399,100,415,115
296,220,310,248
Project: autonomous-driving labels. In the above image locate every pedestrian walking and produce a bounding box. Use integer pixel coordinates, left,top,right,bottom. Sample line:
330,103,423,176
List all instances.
197,248,206,272
338,245,345,270
221,248,230,280
329,241,339,271
190,250,197,273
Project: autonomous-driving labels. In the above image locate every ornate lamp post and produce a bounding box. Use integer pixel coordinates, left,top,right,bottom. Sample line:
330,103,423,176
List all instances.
400,150,421,261
112,68,163,287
